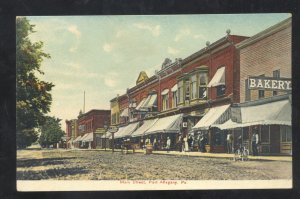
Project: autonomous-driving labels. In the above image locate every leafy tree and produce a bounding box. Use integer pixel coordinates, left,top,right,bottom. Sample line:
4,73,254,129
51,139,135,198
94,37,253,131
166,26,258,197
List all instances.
16,17,54,148
39,116,65,148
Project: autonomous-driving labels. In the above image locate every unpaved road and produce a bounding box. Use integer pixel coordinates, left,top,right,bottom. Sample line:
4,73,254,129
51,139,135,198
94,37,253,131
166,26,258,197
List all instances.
17,149,292,180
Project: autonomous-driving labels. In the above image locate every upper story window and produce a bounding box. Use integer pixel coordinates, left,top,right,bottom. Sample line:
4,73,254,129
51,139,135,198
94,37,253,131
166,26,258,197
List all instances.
216,85,226,97
178,80,184,104
171,84,178,108
190,75,197,100
258,74,265,99
185,81,190,102
207,66,225,97
198,72,208,99
273,69,280,96
161,89,169,111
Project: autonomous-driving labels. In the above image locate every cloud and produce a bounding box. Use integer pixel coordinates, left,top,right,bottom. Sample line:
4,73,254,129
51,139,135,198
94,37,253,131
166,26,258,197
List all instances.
167,46,180,55
133,23,161,36
69,47,78,52
104,72,119,87
103,43,114,52
67,25,81,38
174,28,191,42
193,34,206,40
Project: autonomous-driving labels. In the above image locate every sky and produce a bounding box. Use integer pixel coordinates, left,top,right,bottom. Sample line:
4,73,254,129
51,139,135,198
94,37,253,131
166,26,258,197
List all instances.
27,14,290,131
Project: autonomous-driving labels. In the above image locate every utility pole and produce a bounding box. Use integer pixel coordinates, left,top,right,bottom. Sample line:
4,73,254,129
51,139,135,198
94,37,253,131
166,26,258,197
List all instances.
83,91,85,114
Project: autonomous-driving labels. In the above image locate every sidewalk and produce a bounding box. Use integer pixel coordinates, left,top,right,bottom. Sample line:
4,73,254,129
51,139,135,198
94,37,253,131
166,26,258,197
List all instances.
78,148,292,162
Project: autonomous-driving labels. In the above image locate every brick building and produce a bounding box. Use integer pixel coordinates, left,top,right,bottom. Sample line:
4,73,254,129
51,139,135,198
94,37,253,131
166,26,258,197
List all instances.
74,109,111,149
110,33,249,153
213,18,292,155
65,119,78,148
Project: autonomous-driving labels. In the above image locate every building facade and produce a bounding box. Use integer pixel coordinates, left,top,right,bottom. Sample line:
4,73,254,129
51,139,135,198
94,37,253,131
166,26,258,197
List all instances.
110,34,249,153
65,119,78,148
210,18,292,156
75,109,111,149
233,17,292,155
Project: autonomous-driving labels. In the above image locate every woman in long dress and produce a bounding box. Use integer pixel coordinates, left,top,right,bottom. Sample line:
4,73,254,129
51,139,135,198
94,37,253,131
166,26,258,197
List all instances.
183,136,189,152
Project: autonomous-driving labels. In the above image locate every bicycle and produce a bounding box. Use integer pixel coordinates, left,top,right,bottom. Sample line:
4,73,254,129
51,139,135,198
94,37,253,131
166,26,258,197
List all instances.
234,144,249,161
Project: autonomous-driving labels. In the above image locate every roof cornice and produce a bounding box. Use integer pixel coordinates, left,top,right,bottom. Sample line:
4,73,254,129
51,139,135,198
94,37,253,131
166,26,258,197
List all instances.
236,17,291,50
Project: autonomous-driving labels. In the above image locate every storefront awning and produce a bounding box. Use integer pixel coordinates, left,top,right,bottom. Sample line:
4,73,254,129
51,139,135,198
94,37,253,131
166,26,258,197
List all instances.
120,108,129,117
131,118,159,137
145,114,183,135
212,99,291,130
114,122,139,139
82,132,93,142
143,94,157,108
73,136,81,142
101,132,112,139
171,84,177,92
161,89,169,95
76,134,88,142
135,98,147,111
207,66,225,87
193,104,231,130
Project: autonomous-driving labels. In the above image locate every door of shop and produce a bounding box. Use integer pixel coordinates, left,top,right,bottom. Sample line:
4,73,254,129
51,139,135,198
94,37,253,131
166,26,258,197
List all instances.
270,125,280,154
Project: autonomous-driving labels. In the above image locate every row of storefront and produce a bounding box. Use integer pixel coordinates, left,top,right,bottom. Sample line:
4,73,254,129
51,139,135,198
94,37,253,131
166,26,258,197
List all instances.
66,17,292,156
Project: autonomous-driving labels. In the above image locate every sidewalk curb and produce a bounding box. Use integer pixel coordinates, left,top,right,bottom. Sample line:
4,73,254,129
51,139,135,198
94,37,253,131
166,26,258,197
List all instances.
65,148,292,162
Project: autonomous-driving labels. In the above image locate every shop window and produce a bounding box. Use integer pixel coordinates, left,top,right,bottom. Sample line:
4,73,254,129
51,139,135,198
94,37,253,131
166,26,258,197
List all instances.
216,85,226,97
198,72,207,99
281,126,292,142
273,70,280,96
178,81,184,104
172,91,177,108
214,131,226,146
242,127,249,140
260,126,270,143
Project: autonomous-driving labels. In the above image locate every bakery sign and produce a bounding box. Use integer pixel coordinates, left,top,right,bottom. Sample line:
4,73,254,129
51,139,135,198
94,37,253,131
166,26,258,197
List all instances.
248,76,292,91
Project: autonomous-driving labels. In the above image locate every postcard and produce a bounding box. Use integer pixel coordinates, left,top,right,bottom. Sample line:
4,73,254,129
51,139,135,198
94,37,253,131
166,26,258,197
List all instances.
16,14,292,191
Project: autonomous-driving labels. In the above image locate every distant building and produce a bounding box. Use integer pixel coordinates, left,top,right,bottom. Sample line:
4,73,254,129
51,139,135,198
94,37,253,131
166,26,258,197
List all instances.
74,109,111,149
65,119,78,148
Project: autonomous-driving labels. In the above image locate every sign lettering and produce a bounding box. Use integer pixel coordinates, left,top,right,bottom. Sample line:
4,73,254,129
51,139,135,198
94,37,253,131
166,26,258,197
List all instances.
248,76,291,91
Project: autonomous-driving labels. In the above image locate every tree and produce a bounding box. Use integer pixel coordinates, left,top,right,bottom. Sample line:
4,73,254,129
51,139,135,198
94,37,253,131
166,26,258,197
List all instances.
16,17,54,148
39,116,65,148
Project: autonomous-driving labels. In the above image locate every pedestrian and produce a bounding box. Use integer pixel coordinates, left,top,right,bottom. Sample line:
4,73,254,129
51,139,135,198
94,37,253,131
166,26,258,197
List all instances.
166,137,171,153
183,136,189,152
226,132,233,153
252,127,259,156
188,135,193,151
177,134,182,152
140,138,144,149
153,137,157,151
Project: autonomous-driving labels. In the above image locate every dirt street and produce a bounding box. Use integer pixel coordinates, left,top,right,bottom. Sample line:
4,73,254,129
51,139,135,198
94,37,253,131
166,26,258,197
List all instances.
17,149,292,180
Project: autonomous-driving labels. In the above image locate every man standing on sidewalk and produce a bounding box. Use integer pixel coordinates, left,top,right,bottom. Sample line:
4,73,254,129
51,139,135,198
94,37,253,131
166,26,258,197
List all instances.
226,132,233,153
166,137,171,153
252,127,259,156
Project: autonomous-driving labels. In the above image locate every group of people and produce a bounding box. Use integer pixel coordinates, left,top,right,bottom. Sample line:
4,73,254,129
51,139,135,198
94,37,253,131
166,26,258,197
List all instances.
176,133,208,152
226,128,260,156
140,136,171,151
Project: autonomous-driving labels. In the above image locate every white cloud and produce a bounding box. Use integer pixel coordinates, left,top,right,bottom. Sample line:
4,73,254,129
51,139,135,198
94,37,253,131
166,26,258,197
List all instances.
174,28,191,42
104,72,118,88
69,47,78,52
193,34,206,40
116,30,125,38
167,46,180,55
67,25,81,38
103,43,114,52
133,23,161,37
